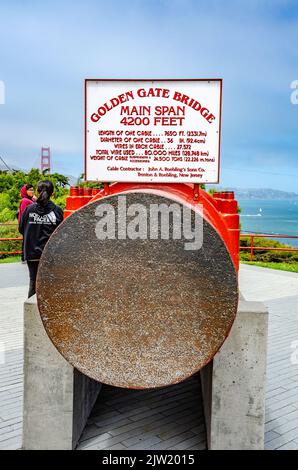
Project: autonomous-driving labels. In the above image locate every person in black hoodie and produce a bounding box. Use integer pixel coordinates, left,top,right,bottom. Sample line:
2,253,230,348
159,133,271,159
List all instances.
19,180,64,298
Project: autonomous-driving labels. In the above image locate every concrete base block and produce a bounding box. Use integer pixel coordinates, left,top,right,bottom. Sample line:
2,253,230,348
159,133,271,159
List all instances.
23,295,102,450
200,299,268,450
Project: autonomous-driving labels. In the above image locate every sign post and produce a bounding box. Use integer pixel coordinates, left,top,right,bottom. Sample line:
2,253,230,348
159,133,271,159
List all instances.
85,79,222,184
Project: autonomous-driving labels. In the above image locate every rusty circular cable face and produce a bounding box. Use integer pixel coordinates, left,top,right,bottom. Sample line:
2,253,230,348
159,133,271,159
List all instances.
37,192,238,389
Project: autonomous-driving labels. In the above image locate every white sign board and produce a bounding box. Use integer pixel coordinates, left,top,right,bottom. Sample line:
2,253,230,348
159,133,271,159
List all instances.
85,79,222,183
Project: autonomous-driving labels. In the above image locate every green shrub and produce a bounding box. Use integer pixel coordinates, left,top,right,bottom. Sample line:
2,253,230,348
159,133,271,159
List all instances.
0,169,71,259
0,220,22,259
0,193,11,211
53,193,68,210
0,208,16,222
240,236,298,263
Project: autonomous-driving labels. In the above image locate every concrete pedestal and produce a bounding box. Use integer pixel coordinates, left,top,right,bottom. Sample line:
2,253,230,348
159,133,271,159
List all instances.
23,295,102,450
23,295,268,450
200,299,268,450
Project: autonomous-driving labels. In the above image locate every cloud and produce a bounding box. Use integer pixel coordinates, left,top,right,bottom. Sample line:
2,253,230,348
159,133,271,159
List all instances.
0,0,298,190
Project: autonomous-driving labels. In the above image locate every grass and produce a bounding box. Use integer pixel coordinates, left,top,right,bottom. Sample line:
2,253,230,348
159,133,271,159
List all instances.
0,255,21,264
241,261,298,273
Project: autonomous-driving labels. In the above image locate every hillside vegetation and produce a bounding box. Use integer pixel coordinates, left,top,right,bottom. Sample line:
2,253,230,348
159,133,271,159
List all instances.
0,169,69,258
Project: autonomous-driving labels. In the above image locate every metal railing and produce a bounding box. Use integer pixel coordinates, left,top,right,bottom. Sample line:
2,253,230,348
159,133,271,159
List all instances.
0,223,22,255
1,225,298,261
240,233,298,262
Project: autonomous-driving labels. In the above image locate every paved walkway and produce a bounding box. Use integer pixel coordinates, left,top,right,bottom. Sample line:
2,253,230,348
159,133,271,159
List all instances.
0,262,298,450
240,265,298,450
0,263,27,450
78,377,205,450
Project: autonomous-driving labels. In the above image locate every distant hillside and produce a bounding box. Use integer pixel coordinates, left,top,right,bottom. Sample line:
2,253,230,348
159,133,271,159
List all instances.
0,163,77,186
210,187,298,200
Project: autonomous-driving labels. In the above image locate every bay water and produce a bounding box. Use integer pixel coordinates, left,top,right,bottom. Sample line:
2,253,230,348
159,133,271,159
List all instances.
238,199,298,248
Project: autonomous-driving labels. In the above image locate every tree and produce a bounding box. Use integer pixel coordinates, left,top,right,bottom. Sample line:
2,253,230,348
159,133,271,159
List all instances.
0,168,70,219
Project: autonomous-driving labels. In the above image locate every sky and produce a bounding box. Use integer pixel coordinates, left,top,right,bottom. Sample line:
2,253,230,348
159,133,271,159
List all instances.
0,0,298,191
